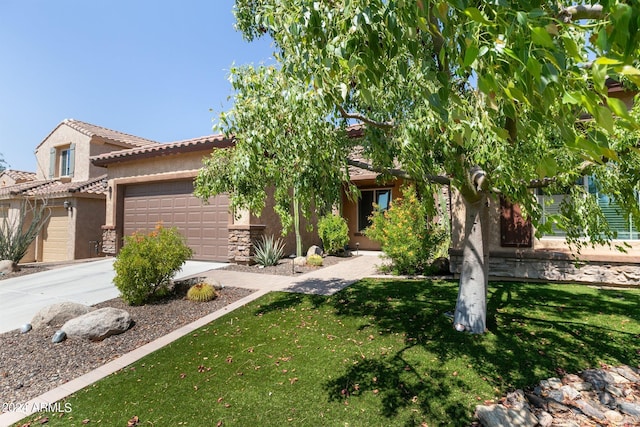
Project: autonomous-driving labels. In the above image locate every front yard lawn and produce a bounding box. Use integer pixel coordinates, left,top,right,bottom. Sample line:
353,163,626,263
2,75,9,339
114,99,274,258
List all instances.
18,279,640,426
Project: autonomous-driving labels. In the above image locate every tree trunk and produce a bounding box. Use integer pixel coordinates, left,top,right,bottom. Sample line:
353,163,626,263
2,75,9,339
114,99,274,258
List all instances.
453,194,489,334
293,190,302,257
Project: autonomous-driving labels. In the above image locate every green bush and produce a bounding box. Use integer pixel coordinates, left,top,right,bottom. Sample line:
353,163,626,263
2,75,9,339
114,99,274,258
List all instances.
366,185,447,275
254,235,285,266
307,254,323,266
317,214,349,255
114,225,193,305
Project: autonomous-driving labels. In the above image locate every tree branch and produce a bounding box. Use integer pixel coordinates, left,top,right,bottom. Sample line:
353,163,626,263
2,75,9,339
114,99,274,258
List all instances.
347,158,450,185
559,4,604,23
337,105,395,129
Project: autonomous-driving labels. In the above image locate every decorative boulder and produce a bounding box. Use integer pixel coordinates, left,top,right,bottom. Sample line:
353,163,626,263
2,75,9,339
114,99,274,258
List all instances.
62,307,132,341
306,245,323,258
294,256,307,267
31,302,94,329
0,260,19,274
205,278,224,290
431,257,451,275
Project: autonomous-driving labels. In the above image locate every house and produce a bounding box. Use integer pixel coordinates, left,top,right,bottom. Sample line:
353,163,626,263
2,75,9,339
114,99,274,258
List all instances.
91,134,320,263
0,119,159,262
449,82,640,286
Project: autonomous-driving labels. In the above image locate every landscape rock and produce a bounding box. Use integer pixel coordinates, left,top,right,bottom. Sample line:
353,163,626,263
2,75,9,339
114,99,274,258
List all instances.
430,257,450,274
306,245,323,257
0,259,19,274
294,256,307,266
204,278,224,290
31,302,94,329
476,404,538,426
476,365,640,426
51,330,67,343
62,307,132,341
20,323,32,333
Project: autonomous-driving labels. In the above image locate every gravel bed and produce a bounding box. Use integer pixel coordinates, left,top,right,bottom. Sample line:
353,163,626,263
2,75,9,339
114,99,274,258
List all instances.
221,254,348,276
0,286,254,406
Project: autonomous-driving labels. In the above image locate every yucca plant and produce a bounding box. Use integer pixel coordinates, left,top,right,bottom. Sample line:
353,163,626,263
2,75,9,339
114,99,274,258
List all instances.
253,235,285,267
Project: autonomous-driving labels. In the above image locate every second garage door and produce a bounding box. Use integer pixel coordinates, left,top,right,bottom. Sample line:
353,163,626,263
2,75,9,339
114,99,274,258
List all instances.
123,180,229,262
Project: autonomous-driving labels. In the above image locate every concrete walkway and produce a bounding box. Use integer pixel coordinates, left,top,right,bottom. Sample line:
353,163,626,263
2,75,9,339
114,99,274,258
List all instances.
0,258,227,334
0,254,382,426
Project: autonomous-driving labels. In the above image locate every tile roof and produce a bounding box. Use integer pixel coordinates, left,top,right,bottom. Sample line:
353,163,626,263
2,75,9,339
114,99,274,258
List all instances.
36,119,159,151
91,134,235,166
0,169,37,183
0,175,107,199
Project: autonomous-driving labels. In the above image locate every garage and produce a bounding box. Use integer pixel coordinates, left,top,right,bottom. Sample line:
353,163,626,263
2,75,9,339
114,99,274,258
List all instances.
42,208,70,262
123,180,229,262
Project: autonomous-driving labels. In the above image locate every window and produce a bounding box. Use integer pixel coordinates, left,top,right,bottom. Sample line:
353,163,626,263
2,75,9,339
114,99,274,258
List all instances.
60,149,71,176
49,143,75,179
358,188,391,231
538,177,639,240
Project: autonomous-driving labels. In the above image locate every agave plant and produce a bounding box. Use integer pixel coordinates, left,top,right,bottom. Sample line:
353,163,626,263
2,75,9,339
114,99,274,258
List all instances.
253,235,285,267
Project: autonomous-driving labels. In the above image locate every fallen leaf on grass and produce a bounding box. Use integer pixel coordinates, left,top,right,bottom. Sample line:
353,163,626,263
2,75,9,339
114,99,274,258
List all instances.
39,418,48,425
82,420,90,425
289,377,299,384
127,416,140,426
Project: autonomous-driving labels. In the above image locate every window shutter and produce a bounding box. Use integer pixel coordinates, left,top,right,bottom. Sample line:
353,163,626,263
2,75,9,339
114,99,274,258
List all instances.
49,148,56,179
500,196,532,247
68,143,76,177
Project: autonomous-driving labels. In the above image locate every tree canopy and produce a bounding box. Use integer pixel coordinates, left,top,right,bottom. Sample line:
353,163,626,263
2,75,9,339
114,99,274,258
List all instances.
197,1,640,332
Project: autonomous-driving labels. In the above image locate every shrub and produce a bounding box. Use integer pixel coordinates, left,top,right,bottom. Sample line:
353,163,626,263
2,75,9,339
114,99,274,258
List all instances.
317,214,349,255
114,225,193,305
253,235,285,266
307,254,323,266
186,283,218,302
366,185,447,275
0,199,51,262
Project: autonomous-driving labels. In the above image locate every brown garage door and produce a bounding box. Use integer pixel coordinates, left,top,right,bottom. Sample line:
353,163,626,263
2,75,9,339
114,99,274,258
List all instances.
123,180,229,262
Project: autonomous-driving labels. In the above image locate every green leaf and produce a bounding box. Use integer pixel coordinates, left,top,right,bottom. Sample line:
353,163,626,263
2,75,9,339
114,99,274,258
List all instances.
594,57,622,65
562,91,581,105
594,105,614,134
617,65,640,75
463,7,490,25
463,44,479,67
591,63,607,92
526,56,542,80
360,86,373,105
606,97,630,119
561,35,581,60
531,27,554,48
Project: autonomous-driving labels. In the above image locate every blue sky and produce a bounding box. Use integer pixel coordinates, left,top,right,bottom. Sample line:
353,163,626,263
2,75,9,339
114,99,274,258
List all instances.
0,1,274,172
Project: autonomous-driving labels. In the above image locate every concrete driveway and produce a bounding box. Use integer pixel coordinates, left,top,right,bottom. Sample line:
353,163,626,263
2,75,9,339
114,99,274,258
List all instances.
0,258,225,334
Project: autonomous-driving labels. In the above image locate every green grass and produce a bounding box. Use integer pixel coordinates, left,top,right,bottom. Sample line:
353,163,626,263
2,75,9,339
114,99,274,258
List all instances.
18,279,640,426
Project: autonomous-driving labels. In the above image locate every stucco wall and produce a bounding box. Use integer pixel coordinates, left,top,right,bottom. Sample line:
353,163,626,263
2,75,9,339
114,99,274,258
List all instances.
342,178,404,251
249,187,321,257
449,188,640,285
35,125,93,181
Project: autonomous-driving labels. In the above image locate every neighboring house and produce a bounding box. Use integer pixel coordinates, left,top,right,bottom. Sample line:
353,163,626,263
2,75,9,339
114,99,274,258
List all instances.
0,119,159,262
91,135,319,263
